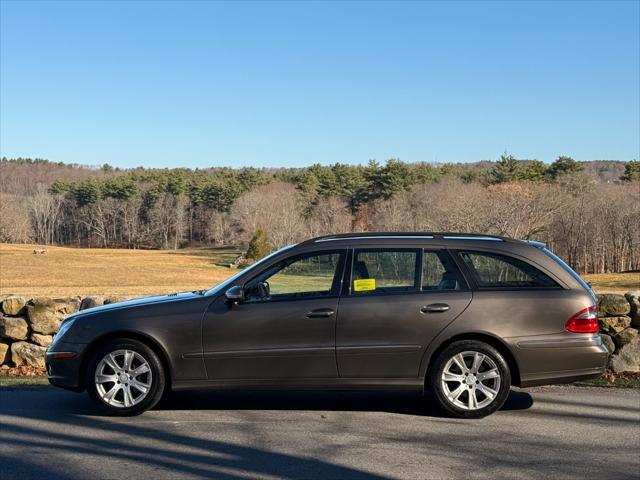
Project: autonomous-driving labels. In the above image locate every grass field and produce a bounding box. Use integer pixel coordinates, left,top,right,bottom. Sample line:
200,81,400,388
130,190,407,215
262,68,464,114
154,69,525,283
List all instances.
1,243,638,297
0,376,49,387
583,272,640,294
0,243,242,297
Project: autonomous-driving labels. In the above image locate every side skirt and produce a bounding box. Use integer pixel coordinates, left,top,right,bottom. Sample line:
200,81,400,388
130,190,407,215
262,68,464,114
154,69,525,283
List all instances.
172,377,424,392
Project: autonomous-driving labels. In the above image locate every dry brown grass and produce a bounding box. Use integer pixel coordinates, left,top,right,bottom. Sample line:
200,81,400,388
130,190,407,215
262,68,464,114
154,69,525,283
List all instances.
0,243,240,297
1,243,638,298
583,272,640,295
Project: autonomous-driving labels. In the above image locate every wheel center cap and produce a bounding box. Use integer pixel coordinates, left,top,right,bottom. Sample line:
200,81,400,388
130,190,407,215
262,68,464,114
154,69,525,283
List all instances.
118,373,129,383
465,374,477,385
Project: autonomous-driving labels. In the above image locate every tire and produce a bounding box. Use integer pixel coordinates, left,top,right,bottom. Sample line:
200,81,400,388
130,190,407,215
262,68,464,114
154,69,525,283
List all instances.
85,338,166,416
428,340,511,419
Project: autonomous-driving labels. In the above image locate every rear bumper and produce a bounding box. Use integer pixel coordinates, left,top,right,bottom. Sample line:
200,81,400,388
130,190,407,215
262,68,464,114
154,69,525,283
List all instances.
45,341,87,392
509,334,608,388
519,366,605,387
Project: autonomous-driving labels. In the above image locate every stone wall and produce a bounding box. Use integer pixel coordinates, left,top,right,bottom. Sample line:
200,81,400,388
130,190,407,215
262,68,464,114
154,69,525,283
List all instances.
1,292,639,374
0,295,128,371
597,292,640,373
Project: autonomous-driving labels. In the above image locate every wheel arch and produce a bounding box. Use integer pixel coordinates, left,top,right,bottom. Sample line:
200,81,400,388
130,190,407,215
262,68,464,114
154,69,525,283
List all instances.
79,330,173,391
422,332,521,388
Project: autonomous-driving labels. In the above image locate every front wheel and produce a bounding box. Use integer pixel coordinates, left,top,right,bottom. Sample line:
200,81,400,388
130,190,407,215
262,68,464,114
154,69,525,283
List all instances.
86,338,166,416
428,340,511,419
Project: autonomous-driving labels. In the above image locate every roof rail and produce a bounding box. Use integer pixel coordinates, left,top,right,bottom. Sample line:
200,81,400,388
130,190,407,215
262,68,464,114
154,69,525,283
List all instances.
302,232,516,244
526,240,547,248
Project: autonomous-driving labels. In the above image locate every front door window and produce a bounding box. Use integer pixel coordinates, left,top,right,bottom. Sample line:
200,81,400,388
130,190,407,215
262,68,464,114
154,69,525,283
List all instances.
244,252,343,302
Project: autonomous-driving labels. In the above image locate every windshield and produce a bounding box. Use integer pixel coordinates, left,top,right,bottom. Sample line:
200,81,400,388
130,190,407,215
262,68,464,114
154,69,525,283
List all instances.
204,244,297,296
541,246,596,302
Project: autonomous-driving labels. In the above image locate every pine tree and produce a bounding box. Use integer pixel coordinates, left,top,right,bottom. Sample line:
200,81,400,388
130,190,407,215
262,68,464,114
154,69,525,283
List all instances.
521,160,548,181
547,156,584,179
490,155,521,184
620,160,640,182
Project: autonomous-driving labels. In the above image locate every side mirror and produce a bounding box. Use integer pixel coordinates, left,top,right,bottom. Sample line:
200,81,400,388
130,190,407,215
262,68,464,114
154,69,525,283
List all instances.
225,285,244,303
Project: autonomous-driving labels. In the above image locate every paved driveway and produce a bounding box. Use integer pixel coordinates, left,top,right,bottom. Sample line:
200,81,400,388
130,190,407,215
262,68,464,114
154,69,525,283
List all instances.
1,386,638,479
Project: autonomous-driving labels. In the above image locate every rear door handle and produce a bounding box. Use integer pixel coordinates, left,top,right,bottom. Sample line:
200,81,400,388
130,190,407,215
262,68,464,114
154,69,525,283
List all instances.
306,308,335,318
421,303,450,313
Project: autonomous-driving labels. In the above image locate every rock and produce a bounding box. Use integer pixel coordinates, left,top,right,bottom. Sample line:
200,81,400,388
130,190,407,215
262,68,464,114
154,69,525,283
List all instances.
610,336,640,373
80,296,105,310
614,328,638,348
626,291,640,328
597,294,631,317
599,316,631,335
600,333,615,354
10,341,47,368
0,341,11,364
26,299,67,335
0,316,29,340
30,333,53,347
53,298,81,314
104,296,128,305
33,297,78,316
1,296,27,315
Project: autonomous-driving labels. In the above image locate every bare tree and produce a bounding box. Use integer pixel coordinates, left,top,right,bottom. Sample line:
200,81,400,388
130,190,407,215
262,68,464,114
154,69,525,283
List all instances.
149,193,188,249
232,182,307,248
305,196,353,237
0,193,33,243
206,210,233,246
28,184,63,245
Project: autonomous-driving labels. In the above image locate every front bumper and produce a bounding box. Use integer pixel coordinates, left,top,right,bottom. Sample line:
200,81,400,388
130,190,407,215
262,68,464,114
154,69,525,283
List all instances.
45,341,87,392
509,334,608,387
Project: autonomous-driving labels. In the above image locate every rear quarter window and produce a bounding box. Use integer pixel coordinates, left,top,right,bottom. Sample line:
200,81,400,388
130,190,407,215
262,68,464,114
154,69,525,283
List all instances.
541,246,595,300
457,251,558,289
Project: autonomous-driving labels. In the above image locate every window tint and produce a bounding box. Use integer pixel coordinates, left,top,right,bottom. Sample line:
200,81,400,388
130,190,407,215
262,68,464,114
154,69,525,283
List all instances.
458,251,557,289
244,252,341,302
422,251,461,290
352,249,418,294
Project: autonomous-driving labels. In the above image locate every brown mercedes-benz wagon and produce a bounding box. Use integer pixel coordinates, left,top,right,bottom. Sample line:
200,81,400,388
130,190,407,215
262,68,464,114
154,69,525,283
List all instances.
46,233,607,418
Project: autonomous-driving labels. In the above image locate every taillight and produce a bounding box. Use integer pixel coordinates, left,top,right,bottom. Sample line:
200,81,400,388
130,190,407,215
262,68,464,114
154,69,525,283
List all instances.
565,305,598,333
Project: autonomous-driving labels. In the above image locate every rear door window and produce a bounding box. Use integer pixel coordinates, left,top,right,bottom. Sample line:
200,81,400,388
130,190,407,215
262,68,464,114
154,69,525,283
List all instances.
422,251,462,291
457,251,558,289
351,249,419,295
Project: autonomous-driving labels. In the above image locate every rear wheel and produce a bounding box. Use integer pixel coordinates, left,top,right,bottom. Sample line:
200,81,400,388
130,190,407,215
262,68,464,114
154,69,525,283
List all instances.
429,340,511,418
86,338,165,416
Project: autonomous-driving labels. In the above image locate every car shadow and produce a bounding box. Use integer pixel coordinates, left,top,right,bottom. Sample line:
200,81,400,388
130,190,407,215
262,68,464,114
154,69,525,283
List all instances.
0,385,534,418
153,389,533,417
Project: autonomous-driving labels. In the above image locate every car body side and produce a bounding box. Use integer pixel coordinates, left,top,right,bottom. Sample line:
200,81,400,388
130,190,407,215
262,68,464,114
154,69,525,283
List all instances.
46,237,608,392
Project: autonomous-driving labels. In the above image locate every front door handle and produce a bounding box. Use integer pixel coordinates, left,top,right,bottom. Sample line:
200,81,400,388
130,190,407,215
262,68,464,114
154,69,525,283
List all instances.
306,308,335,318
421,303,450,313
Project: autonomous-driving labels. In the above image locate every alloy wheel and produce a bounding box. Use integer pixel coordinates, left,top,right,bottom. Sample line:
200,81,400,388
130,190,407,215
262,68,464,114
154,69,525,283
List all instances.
94,349,153,408
440,350,501,411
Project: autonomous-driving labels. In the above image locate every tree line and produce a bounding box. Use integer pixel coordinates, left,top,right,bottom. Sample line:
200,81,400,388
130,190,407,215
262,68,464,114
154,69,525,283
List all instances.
0,156,638,274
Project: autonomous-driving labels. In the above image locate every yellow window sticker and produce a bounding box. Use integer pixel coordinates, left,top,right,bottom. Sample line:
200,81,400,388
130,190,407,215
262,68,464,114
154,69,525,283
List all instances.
353,278,376,292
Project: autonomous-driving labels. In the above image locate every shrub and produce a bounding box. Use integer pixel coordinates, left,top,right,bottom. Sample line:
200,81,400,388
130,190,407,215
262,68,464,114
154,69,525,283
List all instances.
246,230,271,261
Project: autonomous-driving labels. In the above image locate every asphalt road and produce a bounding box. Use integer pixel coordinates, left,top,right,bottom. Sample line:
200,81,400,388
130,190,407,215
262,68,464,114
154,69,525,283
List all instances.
0,385,638,480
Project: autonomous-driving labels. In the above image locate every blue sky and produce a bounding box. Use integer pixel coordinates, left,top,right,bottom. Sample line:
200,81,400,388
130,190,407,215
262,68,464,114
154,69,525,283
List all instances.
1,1,638,169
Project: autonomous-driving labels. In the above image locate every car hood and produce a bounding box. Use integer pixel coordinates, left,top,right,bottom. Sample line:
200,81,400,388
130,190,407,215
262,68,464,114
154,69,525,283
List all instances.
75,292,202,317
